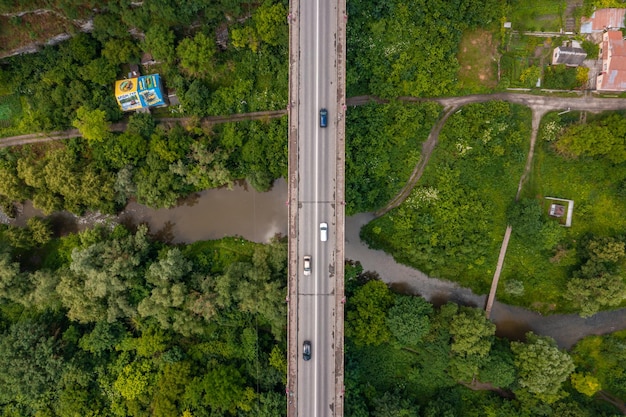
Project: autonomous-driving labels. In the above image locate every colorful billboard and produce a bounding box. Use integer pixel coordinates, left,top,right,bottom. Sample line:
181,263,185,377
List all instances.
115,74,166,111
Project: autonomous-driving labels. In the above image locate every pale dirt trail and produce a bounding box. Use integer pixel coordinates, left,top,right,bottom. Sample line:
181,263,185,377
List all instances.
0,110,287,148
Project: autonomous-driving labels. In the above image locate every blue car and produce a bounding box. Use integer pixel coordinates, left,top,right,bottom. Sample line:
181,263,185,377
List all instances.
320,108,328,128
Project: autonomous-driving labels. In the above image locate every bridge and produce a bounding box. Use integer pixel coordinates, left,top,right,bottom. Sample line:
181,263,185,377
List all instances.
286,0,347,416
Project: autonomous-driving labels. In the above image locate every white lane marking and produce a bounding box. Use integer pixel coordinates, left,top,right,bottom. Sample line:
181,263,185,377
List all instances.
314,0,320,416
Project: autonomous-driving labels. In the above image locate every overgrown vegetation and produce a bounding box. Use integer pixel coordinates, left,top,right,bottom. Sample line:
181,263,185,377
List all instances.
500,111,626,314
0,0,288,138
362,102,531,294
572,329,626,402
346,0,502,98
345,101,441,214
344,264,622,416
0,222,288,416
506,0,566,32
0,114,287,215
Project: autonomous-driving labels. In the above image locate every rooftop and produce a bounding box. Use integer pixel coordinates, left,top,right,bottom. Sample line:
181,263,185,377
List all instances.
581,8,626,33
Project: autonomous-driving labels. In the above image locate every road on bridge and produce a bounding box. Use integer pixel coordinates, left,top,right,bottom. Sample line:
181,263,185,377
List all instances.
286,0,346,416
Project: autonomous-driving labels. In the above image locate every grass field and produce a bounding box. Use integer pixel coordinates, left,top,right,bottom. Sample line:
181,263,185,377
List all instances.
508,0,566,32
456,29,499,93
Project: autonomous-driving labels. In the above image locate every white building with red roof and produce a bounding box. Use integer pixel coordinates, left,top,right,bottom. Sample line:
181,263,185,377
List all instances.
597,30,626,92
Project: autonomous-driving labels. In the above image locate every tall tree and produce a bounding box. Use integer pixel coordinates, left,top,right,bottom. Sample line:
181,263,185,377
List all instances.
72,106,111,142
0,320,66,414
511,332,574,403
386,294,433,346
56,226,151,323
346,279,394,346
214,242,287,338
185,365,256,414
372,390,420,417
177,33,217,79
448,306,496,381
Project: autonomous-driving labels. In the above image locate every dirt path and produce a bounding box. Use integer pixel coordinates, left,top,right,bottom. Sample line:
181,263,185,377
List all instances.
0,109,287,148
346,92,626,350
484,107,545,320
374,104,459,216
3,92,626,349
517,107,546,199
369,92,626,215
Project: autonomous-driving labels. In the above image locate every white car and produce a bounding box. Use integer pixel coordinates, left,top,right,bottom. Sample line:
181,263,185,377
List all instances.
303,256,311,276
320,222,328,242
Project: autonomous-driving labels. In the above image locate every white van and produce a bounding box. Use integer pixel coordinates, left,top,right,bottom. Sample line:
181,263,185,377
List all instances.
320,222,328,242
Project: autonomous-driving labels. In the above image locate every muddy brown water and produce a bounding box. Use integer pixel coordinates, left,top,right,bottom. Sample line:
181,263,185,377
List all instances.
5,181,626,349
5,178,289,244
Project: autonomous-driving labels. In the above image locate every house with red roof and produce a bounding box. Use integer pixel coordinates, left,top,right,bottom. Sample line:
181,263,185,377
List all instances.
597,30,626,92
581,8,626,33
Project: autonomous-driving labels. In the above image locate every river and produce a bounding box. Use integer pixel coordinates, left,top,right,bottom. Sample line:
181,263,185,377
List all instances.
4,179,626,349
6,179,289,244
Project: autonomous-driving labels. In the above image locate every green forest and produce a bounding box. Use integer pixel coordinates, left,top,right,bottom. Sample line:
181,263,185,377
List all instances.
0,221,288,416
343,263,624,416
0,0,288,137
345,101,441,214
0,115,287,215
1,219,624,416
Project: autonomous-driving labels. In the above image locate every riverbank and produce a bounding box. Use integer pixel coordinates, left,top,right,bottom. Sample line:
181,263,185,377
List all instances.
3,182,626,349
2,179,289,244
345,212,626,349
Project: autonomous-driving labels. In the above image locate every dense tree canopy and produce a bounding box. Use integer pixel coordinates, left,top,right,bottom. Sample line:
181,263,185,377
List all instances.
346,279,394,346
0,115,287,213
511,333,575,403
556,114,626,163
0,222,289,416
386,294,432,346
344,265,614,417
345,101,441,214
565,236,626,317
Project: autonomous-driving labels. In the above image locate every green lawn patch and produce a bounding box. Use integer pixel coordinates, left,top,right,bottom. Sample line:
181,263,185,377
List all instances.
508,0,566,32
